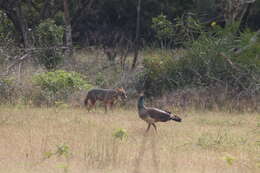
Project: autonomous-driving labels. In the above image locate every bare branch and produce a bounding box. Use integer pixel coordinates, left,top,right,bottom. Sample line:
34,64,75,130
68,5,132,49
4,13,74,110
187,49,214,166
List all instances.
219,52,240,71
0,53,30,76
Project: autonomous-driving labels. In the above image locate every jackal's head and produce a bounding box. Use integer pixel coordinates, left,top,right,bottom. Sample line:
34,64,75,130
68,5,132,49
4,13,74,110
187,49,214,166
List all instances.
116,87,127,100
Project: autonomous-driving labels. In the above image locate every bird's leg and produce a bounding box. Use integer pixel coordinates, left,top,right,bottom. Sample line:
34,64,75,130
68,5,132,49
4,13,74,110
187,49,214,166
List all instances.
146,123,151,132
152,123,157,132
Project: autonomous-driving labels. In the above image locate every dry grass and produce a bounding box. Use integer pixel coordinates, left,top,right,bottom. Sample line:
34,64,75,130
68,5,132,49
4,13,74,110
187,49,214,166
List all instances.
0,106,259,173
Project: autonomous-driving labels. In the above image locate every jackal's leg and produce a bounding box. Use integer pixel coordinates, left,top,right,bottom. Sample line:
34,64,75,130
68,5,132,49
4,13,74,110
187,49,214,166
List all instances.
84,97,89,109
109,101,114,112
88,99,96,111
103,101,108,113
84,98,91,111
105,104,108,113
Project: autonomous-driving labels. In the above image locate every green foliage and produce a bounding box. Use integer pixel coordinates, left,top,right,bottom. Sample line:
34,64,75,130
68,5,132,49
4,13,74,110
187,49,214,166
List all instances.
151,14,174,47
43,144,70,173
0,78,14,103
35,19,64,46
56,144,70,157
197,131,241,150
44,151,53,159
139,54,175,96
36,49,64,70
95,72,106,87
173,13,204,45
1,0,260,47
34,19,64,70
69,0,195,45
150,13,204,47
54,101,69,109
140,26,260,97
0,10,17,65
32,70,91,104
112,128,128,140
0,10,15,41
222,154,236,166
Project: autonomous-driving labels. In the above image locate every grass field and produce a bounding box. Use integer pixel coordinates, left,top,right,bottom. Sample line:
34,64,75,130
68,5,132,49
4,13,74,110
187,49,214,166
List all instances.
0,106,259,173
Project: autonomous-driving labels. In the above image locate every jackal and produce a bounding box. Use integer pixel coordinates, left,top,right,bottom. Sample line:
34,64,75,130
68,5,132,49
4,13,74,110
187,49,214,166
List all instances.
84,88,127,112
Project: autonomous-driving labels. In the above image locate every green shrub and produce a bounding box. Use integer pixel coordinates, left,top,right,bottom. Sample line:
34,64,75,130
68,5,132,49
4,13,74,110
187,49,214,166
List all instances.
173,13,204,45
151,14,174,48
0,10,15,41
197,131,240,150
151,13,203,48
112,128,128,140
138,54,175,96
34,19,64,70
32,70,92,105
222,154,236,166
0,78,15,104
140,25,260,98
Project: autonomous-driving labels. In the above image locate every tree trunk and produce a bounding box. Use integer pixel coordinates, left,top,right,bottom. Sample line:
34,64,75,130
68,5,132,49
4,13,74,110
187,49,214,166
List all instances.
40,0,50,20
2,0,31,48
220,0,256,28
131,0,141,70
63,0,73,55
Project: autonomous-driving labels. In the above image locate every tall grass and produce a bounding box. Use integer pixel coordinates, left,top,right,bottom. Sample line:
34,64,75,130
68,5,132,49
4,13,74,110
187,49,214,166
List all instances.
0,107,259,173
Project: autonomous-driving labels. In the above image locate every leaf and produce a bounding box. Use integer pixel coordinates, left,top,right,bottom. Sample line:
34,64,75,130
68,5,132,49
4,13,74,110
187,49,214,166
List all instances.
113,128,128,140
44,151,53,159
222,154,236,165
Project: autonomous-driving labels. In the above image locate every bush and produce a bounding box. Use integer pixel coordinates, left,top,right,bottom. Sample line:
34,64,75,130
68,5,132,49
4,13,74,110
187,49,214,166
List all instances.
32,70,92,105
112,128,128,140
138,54,175,96
173,13,204,45
34,19,64,70
0,78,15,104
140,25,260,100
150,13,203,48
151,14,174,48
0,10,15,41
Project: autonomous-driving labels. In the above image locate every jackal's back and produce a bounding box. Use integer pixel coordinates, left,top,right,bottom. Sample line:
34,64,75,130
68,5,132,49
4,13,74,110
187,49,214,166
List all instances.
84,88,127,111
87,88,118,102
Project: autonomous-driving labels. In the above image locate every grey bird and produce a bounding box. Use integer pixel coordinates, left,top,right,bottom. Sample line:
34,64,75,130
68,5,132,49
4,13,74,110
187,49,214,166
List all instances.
137,95,182,132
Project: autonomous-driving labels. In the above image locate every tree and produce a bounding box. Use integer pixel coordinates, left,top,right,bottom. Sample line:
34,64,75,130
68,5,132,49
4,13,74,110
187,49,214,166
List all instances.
63,0,73,55
131,0,141,70
0,0,31,48
217,0,256,27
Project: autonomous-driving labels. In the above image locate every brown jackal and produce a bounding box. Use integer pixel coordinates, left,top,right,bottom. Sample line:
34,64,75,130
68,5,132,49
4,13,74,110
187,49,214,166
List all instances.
84,88,127,112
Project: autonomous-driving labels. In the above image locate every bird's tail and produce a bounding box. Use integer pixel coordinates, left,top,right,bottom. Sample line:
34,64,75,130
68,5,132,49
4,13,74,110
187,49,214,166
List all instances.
170,114,182,122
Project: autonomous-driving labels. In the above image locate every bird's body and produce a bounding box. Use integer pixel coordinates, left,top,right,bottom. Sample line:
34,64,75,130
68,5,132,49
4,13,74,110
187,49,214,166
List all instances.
137,95,182,132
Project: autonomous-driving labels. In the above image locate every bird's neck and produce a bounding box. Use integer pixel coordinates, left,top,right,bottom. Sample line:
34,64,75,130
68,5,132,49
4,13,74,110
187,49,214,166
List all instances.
138,97,145,109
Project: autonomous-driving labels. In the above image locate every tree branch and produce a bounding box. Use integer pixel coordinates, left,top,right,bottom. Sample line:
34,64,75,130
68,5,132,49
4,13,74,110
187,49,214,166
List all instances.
0,53,30,76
